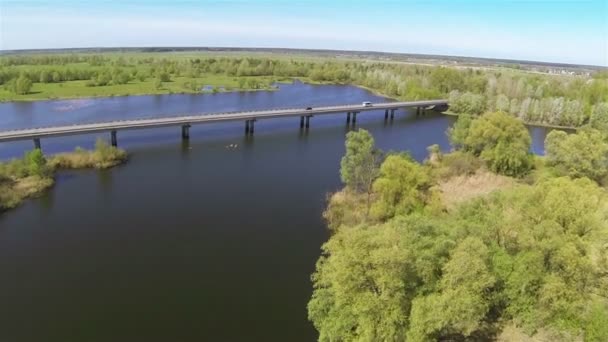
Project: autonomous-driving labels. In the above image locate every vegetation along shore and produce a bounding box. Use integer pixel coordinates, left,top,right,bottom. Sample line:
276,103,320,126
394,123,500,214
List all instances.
1,52,607,129
310,111,608,341
0,139,127,212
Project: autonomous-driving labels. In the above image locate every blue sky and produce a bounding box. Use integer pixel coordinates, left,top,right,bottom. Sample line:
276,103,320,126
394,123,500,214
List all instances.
1,0,607,66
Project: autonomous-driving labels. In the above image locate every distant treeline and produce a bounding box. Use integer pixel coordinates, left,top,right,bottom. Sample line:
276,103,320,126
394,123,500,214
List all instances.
1,54,607,127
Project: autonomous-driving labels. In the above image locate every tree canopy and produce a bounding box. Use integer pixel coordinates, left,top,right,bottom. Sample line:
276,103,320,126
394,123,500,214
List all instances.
2,53,606,127
545,128,608,183
340,129,382,193
310,129,608,341
449,111,533,176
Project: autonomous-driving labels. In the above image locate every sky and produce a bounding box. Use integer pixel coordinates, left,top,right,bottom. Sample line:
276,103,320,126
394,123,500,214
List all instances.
1,0,607,66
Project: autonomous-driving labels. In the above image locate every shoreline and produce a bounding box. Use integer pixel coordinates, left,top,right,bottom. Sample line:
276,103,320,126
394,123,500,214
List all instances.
0,86,279,103
440,110,578,130
0,79,580,131
350,84,579,131
0,144,127,213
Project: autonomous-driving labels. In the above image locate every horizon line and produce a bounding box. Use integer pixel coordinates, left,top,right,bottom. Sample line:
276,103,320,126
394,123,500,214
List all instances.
1,46,606,69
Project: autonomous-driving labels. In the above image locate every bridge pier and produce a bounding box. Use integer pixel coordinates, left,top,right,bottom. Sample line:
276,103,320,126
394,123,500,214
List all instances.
300,116,305,128
390,109,395,120
305,115,311,129
248,120,255,135
181,124,190,140
416,107,420,116
352,112,358,125
110,130,117,147
385,109,389,120
33,138,41,150
346,112,351,124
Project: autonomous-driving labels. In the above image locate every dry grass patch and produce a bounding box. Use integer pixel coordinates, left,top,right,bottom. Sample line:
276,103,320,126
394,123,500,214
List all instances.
439,170,516,210
323,189,371,231
48,141,127,170
0,176,54,211
497,324,582,342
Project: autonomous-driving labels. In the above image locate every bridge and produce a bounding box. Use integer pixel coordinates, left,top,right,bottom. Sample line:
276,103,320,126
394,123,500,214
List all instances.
0,100,448,149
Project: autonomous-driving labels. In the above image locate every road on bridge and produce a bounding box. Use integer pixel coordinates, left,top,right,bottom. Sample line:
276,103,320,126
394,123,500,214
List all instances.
0,100,448,146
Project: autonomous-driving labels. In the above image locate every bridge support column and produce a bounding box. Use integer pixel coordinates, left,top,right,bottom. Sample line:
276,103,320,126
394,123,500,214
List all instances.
181,124,190,140
346,112,351,124
305,115,311,129
249,120,255,135
245,120,250,134
385,109,389,120
416,107,420,116
390,109,395,120
300,116,305,128
110,130,117,147
33,138,41,150
352,112,357,125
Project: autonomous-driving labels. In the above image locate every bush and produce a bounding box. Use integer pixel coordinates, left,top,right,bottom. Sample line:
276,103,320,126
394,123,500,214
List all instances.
436,151,483,179
451,111,533,177
545,128,608,182
449,91,487,115
49,139,127,169
11,75,33,95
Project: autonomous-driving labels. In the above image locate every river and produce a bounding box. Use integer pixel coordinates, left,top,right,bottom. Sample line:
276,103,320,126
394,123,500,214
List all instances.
0,82,552,341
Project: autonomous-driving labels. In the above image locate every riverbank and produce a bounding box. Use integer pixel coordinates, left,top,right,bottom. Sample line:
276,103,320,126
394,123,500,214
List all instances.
2,52,605,129
0,74,284,102
350,83,582,130
0,140,127,212
310,121,608,341
440,110,578,130
0,71,588,130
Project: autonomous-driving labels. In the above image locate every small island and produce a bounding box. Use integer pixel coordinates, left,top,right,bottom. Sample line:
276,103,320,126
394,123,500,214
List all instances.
0,139,127,212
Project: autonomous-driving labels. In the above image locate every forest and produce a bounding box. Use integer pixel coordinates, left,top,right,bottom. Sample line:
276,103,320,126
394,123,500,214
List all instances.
1,53,607,128
309,111,608,341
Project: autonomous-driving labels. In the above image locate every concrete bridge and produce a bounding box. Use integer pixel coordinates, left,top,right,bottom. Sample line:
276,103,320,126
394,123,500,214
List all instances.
0,100,448,149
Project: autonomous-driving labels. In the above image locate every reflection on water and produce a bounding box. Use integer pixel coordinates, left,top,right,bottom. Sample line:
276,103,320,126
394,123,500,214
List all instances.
53,99,96,113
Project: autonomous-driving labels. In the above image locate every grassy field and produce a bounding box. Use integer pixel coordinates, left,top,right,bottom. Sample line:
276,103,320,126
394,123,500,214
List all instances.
0,51,327,101
0,73,280,101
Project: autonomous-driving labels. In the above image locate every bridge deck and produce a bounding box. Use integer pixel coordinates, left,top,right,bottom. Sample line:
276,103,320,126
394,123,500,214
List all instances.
0,100,447,142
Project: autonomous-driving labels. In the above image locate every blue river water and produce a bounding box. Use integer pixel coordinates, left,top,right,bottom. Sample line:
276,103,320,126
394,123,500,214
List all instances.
0,82,552,341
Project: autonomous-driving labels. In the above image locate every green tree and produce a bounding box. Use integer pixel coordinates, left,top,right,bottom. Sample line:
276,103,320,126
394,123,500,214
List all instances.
135,71,147,82
447,114,473,148
153,77,163,90
95,71,111,86
449,91,487,115
308,224,412,341
408,238,495,341
112,70,130,85
590,102,608,131
24,149,49,177
462,111,533,176
370,154,429,220
157,71,171,82
52,71,61,83
309,215,453,342
585,302,608,342
238,77,246,89
12,75,33,95
340,129,381,193
39,70,52,83
545,128,608,182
